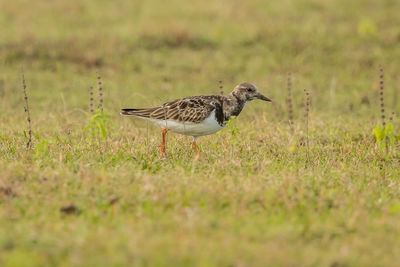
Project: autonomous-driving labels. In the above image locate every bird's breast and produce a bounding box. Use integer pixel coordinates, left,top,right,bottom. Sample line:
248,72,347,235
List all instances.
149,110,225,137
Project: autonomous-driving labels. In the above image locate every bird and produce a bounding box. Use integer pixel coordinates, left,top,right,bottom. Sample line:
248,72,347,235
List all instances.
121,82,271,160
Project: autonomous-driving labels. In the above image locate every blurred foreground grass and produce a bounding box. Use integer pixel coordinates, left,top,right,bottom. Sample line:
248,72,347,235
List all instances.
1,0,400,266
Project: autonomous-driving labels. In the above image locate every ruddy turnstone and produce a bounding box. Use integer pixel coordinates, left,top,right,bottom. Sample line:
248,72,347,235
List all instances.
121,82,271,160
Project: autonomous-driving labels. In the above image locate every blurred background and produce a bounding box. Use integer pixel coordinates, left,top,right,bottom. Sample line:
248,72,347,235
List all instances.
0,0,399,127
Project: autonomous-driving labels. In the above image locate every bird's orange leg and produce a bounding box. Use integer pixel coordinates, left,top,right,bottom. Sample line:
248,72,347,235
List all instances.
160,127,169,156
191,141,200,161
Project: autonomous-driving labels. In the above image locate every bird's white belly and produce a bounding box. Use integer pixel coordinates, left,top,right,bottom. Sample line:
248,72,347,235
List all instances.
148,110,225,137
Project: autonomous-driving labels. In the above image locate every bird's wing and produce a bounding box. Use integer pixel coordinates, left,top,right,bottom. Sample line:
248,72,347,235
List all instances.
121,95,224,124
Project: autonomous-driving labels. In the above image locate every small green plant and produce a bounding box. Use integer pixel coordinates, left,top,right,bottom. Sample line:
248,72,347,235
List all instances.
84,71,111,139
372,123,398,152
216,116,240,146
372,66,399,154
226,116,240,138
84,109,113,138
35,138,52,158
357,18,377,38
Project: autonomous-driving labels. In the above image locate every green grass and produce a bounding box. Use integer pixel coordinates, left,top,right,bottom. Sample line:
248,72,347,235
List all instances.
1,0,400,266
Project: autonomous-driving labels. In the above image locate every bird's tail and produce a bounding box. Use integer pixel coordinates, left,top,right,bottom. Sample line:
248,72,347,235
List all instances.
120,108,157,118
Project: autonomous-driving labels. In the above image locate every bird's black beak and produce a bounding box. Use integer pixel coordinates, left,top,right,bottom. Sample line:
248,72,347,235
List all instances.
257,93,272,102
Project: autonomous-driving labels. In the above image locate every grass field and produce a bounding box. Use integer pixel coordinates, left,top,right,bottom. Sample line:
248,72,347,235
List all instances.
1,0,400,266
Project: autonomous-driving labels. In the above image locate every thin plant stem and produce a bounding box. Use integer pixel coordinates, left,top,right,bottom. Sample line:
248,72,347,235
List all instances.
89,86,94,114
304,88,310,165
389,112,395,123
286,72,294,134
21,69,32,149
379,65,385,128
97,71,103,113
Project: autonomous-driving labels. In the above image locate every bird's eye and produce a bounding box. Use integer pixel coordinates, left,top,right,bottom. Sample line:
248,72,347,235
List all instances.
247,88,252,92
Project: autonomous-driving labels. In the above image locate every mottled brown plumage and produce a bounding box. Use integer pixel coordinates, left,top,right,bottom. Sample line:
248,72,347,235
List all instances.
122,95,225,125
121,82,271,126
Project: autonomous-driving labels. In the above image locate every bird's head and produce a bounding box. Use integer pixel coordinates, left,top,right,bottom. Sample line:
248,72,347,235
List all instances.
231,82,271,102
